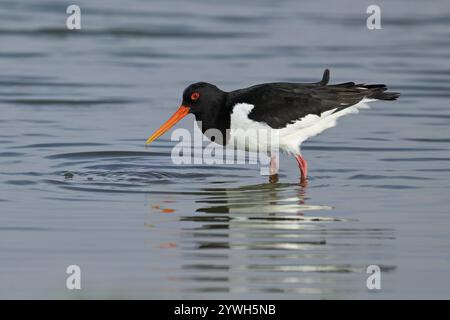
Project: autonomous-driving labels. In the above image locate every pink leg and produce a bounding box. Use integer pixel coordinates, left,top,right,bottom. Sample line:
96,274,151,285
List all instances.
269,155,279,176
295,155,308,182
269,155,279,183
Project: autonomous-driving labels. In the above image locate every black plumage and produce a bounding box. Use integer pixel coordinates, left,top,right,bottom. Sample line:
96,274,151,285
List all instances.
226,69,400,129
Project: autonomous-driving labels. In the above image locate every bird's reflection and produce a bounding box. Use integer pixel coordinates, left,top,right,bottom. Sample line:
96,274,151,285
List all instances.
177,181,358,296
192,181,332,218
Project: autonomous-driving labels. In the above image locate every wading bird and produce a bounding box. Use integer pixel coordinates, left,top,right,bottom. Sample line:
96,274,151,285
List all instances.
146,69,399,183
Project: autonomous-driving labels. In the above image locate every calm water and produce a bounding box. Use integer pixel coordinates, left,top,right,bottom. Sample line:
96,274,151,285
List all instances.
1,0,450,299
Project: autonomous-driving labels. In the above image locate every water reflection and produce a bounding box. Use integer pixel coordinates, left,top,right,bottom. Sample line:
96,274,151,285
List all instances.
162,182,396,296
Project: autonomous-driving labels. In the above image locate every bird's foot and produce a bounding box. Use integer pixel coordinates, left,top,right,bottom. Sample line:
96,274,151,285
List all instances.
269,174,279,183
299,177,308,188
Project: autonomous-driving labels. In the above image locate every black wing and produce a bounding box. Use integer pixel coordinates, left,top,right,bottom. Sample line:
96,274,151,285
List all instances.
228,69,399,129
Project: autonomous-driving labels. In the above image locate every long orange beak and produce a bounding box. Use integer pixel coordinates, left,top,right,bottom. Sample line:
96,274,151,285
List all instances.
145,105,190,145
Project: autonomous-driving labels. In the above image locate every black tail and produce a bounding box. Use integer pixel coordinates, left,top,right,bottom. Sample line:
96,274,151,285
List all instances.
323,68,400,101
359,84,400,101
319,69,330,85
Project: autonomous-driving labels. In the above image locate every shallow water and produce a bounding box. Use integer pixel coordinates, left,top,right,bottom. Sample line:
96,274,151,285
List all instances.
1,0,450,299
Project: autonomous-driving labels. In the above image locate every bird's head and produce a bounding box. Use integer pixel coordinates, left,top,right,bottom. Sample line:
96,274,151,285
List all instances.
145,82,225,145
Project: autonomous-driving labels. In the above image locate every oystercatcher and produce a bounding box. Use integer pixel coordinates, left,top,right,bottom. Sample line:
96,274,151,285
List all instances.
146,69,399,182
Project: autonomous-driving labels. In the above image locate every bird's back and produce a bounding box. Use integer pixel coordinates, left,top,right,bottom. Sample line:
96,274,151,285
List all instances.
227,69,399,129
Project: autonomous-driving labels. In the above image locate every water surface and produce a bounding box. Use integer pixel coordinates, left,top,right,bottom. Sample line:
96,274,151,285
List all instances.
1,0,450,299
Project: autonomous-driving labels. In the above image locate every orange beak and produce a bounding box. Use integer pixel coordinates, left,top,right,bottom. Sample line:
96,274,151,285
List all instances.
145,105,190,145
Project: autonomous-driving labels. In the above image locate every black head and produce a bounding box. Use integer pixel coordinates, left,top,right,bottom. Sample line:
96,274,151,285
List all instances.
181,82,226,116
145,82,227,145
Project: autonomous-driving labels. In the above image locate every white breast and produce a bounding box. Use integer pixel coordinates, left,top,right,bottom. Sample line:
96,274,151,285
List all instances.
228,103,271,152
228,101,372,155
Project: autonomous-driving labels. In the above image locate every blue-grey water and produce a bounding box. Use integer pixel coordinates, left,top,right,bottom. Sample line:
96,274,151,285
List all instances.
1,0,450,299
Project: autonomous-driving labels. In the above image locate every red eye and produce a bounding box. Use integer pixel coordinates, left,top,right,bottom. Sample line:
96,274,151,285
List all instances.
191,92,200,101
